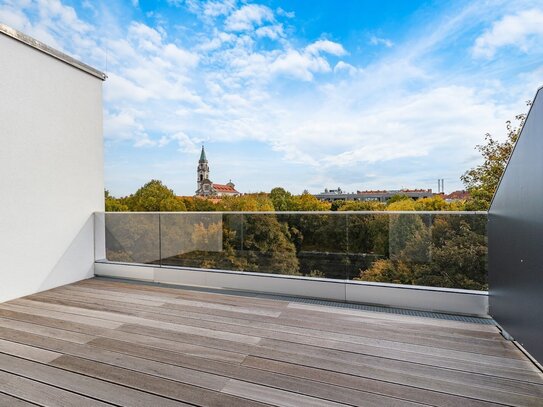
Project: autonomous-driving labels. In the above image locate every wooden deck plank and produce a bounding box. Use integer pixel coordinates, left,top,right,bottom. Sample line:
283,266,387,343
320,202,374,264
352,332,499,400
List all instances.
51,286,168,307
0,317,94,344
10,287,538,374
1,278,542,407
0,338,61,363
0,327,441,407
0,302,124,329
36,289,283,318
115,321,543,390
0,327,245,388
24,290,522,360
86,336,506,407
58,284,505,350
0,392,39,406
58,289,501,347
66,283,290,310
113,326,540,405
0,353,184,407
119,318,529,374
50,355,267,407
221,379,349,407
243,353,543,406
79,278,496,331
20,294,263,345
9,296,513,372
0,370,113,407
0,307,111,336
30,294,526,376
111,325,543,405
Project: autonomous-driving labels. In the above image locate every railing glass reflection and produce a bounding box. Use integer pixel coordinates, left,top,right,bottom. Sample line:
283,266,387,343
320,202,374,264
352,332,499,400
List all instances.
103,211,487,290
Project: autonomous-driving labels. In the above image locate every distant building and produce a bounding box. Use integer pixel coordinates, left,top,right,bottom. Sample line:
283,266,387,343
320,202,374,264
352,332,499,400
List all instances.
195,146,240,197
442,190,470,202
315,188,435,202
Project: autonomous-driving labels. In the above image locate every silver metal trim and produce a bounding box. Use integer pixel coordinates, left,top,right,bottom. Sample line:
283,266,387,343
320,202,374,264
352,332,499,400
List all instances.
95,260,488,295
0,24,107,81
95,275,495,325
94,262,490,316
99,210,488,215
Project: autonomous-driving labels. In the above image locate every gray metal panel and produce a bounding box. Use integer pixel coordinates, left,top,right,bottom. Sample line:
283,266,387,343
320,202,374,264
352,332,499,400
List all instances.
489,86,543,364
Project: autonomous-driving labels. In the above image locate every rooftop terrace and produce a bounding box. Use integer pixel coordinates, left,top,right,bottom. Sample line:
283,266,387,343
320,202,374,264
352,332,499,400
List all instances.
0,278,542,406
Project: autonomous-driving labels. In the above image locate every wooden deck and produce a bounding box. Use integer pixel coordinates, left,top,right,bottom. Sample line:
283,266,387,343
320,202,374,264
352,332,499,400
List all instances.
0,278,542,406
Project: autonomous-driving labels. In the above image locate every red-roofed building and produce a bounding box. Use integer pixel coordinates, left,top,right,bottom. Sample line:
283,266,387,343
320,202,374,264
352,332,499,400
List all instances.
442,190,470,202
195,146,241,197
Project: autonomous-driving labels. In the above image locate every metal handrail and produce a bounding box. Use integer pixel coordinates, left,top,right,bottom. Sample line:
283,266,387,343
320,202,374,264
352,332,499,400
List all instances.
98,210,488,215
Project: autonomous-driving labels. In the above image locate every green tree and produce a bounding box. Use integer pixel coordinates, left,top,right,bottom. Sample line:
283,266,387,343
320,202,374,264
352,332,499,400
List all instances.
269,187,293,211
387,194,411,205
359,215,487,290
126,180,186,212
218,193,275,211
290,192,331,211
387,198,416,211
336,201,386,211
104,190,128,212
180,196,218,211
241,214,300,275
461,108,530,210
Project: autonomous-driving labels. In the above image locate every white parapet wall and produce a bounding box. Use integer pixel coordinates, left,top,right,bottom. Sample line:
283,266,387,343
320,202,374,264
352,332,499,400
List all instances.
95,262,489,316
0,25,106,302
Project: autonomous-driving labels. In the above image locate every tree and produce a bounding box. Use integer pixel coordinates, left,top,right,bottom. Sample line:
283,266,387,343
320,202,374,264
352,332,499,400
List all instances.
289,191,331,211
359,215,487,290
387,194,411,205
125,180,186,212
461,106,530,210
218,193,275,211
104,190,128,212
386,198,416,211
269,187,293,211
336,201,386,211
241,214,300,275
180,196,218,212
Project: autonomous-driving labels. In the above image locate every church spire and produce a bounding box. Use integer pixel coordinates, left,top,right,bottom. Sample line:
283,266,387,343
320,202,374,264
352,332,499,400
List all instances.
199,145,207,162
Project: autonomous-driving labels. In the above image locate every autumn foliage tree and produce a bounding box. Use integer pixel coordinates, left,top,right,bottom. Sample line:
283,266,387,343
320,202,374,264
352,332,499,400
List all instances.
462,107,530,210
125,180,186,212
104,179,489,288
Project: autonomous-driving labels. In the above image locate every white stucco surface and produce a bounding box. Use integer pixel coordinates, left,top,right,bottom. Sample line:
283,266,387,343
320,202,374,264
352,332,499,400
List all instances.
0,33,104,302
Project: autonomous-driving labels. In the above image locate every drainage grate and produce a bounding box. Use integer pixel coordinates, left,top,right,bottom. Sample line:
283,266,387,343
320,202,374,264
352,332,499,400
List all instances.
96,276,495,325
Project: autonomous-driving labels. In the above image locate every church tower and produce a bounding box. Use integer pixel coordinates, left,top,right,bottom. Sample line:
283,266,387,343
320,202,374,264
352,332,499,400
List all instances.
197,145,209,193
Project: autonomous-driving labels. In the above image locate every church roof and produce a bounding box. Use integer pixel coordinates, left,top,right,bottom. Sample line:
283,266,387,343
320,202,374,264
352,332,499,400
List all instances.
199,146,207,162
212,183,239,193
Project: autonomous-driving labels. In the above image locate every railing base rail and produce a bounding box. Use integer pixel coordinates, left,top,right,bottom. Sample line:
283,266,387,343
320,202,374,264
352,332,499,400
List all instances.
94,261,489,317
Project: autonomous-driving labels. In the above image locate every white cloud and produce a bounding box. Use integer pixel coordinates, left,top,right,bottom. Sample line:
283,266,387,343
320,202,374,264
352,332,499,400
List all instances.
277,8,295,19
158,132,199,152
128,22,163,52
305,39,346,56
224,4,274,31
255,24,284,40
334,61,359,76
473,9,543,58
369,35,393,48
105,109,148,142
270,49,331,81
163,43,200,68
202,0,236,18
105,72,152,102
6,0,540,194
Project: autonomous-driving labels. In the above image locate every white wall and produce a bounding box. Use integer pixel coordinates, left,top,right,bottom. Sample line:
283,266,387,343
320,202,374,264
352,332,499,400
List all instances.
0,33,104,302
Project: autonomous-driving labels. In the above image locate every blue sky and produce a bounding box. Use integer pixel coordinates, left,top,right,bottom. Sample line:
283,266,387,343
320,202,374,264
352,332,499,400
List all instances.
2,0,542,196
